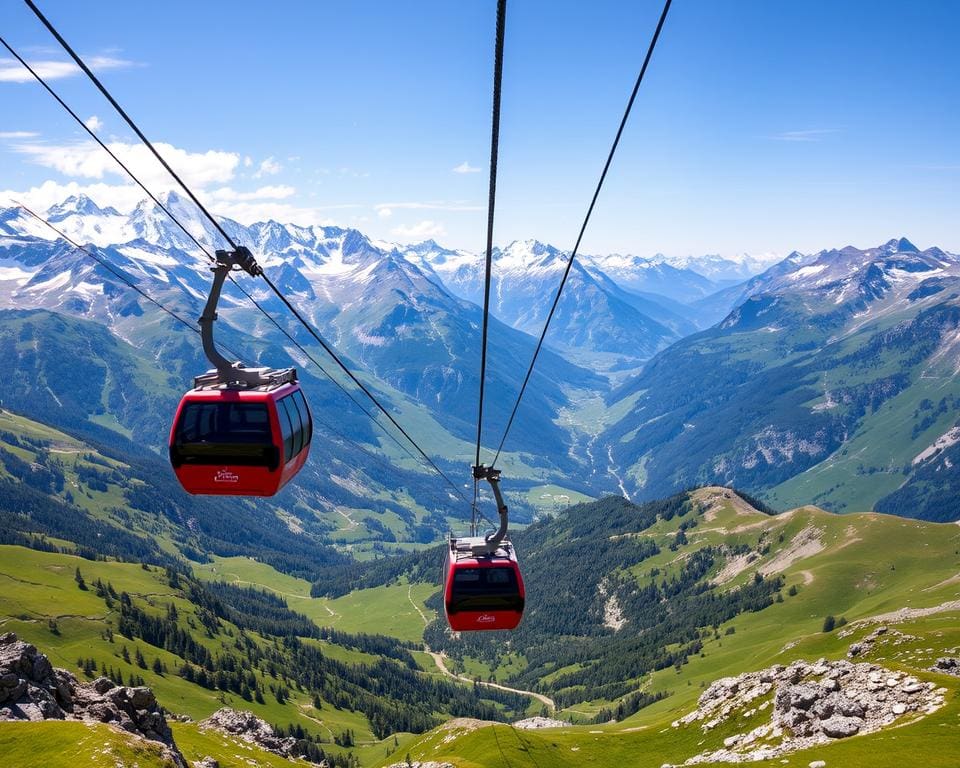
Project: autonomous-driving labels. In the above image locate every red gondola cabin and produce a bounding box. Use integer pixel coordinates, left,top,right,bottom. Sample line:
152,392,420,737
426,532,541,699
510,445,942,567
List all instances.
443,536,525,631
169,381,312,496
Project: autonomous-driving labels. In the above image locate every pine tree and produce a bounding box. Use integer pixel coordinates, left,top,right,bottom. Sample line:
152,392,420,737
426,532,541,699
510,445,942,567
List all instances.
74,567,87,590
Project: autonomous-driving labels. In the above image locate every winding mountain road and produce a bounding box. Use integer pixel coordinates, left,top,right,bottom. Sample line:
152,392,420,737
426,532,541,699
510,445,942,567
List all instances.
424,648,556,711
405,583,555,709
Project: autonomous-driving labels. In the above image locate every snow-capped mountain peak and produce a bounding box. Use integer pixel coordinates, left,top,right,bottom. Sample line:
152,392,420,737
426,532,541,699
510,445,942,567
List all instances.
882,236,919,255
46,194,118,221
495,239,568,272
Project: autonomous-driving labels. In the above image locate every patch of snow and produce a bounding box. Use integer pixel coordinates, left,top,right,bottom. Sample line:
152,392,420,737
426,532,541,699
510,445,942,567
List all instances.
26,271,71,293
116,245,180,268
73,281,103,298
353,329,389,347
792,264,828,279
0,265,35,284
887,267,942,282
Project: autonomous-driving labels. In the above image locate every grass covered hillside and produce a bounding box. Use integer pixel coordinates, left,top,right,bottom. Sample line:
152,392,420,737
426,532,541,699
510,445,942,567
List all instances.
415,488,960,718
0,544,530,767
379,487,960,766
4,444,960,768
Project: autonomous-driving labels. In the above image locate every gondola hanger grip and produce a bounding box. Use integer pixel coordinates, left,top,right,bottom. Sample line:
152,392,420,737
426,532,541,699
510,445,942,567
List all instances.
471,464,509,554
196,247,296,390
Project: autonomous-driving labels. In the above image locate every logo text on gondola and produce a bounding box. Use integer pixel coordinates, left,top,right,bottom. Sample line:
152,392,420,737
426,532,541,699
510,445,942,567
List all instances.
214,469,240,483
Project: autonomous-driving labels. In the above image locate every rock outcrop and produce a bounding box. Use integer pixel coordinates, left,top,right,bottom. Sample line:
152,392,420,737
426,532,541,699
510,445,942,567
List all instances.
930,657,960,677
513,715,568,729
846,625,887,657
384,763,454,768
672,658,946,764
0,632,186,767
198,708,299,758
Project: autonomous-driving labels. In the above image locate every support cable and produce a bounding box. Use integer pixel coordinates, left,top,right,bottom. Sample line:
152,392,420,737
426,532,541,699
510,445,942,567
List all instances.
472,0,507,534
474,0,507,470
491,0,673,466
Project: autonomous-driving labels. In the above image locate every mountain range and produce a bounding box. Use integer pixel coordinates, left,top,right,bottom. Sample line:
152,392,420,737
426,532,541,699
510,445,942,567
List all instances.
603,237,960,518
3,195,960,525
3,195,960,767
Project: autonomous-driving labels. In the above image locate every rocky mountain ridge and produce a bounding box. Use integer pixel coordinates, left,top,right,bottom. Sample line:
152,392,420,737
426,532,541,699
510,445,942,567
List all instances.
0,631,186,767
601,237,960,517
673,655,945,764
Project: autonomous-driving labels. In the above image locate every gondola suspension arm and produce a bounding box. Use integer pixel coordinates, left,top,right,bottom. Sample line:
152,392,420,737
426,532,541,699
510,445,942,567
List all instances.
472,464,509,552
196,247,295,389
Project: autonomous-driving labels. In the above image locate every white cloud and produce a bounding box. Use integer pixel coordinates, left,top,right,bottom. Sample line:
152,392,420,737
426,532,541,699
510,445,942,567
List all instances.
771,129,839,142
391,220,446,240
0,180,143,214
253,156,282,178
452,160,481,174
243,156,253,167
0,55,134,83
12,139,240,188
84,115,103,132
1,135,368,231
378,207,392,218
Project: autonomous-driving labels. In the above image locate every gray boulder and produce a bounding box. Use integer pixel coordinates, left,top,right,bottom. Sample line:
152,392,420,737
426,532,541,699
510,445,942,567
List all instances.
820,715,863,738
931,657,960,676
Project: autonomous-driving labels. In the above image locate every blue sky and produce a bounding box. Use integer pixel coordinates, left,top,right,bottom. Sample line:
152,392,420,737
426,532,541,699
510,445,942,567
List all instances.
1,0,957,257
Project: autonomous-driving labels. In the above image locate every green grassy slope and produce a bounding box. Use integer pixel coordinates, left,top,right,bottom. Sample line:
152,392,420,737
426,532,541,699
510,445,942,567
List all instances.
0,721,181,768
5,473,960,767
0,542,527,767
0,546,368,747
0,719,343,768
377,488,960,766
194,555,436,643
